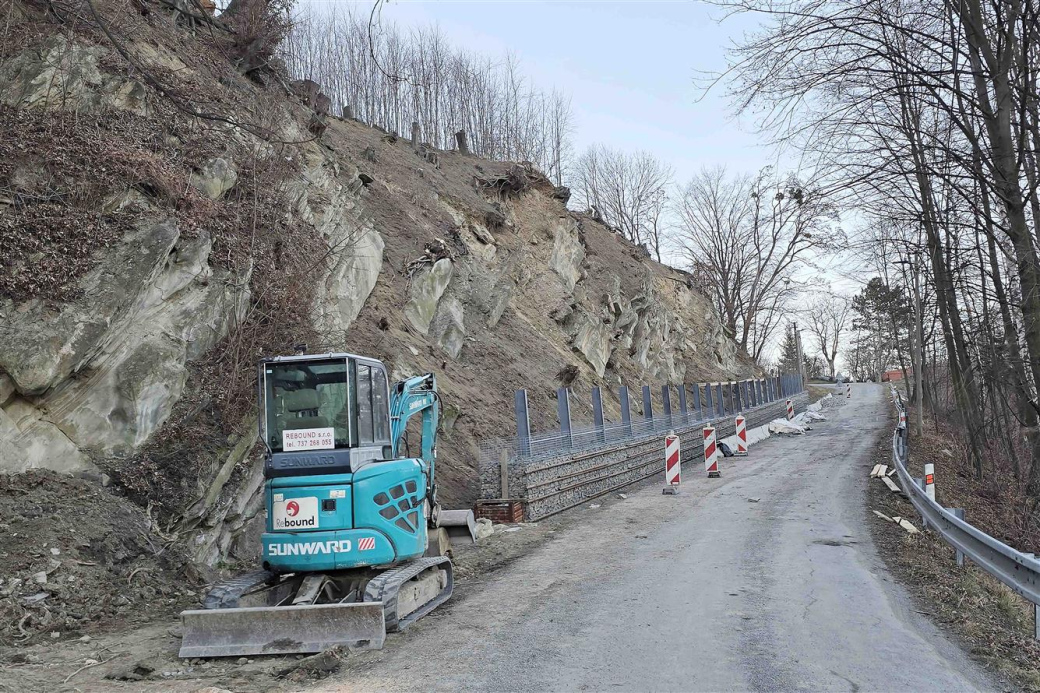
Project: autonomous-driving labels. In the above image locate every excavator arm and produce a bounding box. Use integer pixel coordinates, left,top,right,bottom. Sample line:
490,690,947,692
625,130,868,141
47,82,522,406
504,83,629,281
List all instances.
388,372,475,544
389,372,440,508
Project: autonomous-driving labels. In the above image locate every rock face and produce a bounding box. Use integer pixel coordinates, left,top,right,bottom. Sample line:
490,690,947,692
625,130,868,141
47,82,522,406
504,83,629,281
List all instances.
404,259,454,334
0,220,249,476
190,158,238,200
0,27,756,570
549,219,584,291
0,36,148,114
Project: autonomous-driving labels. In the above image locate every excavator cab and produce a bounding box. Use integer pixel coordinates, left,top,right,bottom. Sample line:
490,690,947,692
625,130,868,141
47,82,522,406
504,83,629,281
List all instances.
257,354,427,573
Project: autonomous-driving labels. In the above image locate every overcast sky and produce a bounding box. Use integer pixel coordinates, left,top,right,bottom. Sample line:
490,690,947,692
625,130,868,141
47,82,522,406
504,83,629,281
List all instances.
305,0,773,184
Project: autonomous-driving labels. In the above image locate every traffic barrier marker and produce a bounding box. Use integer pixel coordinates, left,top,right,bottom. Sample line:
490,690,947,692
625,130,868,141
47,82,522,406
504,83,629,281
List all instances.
846,383,851,399
663,432,681,495
924,462,935,502
704,426,721,478
734,415,748,456
786,399,794,420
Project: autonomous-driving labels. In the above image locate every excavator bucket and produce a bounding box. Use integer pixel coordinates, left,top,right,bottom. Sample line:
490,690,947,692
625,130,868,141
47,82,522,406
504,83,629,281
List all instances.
178,602,386,658
438,508,478,545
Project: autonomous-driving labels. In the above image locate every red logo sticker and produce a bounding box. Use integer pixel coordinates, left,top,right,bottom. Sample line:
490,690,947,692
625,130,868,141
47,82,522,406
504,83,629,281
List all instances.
286,500,300,517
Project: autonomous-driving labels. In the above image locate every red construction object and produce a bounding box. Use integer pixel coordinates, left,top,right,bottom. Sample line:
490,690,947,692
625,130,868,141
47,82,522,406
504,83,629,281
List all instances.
704,426,720,478
735,416,748,456
664,434,681,490
786,399,794,420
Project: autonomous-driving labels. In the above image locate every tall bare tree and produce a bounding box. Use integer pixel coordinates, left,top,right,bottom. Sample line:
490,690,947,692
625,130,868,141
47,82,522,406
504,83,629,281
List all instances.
570,145,674,258
282,7,574,183
673,165,842,362
804,294,851,378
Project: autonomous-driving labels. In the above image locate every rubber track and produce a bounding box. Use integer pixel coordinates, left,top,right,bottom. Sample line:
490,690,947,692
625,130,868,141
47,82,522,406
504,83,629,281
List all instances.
363,556,453,632
201,570,276,609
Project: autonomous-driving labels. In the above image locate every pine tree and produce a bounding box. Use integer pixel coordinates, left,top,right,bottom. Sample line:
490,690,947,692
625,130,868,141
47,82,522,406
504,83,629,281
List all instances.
778,324,800,374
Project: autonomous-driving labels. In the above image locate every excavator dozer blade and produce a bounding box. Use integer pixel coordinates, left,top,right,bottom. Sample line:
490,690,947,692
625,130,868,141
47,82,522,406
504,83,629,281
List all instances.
438,508,478,544
179,601,386,658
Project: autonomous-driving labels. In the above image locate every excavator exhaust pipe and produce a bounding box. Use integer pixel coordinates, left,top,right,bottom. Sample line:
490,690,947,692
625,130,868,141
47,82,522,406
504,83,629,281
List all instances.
179,602,386,658
437,508,478,544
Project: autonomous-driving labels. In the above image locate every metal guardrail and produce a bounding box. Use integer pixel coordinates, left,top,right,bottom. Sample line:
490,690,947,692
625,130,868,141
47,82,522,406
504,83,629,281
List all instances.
889,390,1040,637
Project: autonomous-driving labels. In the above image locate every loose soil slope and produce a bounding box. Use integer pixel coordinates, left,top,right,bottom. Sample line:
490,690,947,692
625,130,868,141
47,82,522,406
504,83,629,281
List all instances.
0,0,756,645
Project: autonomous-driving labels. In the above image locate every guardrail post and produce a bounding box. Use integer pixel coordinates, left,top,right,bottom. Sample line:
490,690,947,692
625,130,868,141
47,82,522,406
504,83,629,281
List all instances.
951,508,965,566
755,379,762,405
677,384,688,425
591,386,605,445
515,389,532,458
715,383,725,417
662,385,673,426
691,384,702,420
704,384,714,420
739,381,748,411
914,477,927,528
557,388,573,449
619,386,633,436
642,385,654,427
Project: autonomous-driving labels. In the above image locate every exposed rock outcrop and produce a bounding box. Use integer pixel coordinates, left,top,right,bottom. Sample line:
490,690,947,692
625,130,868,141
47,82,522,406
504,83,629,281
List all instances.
0,21,756,572
405,258,453,334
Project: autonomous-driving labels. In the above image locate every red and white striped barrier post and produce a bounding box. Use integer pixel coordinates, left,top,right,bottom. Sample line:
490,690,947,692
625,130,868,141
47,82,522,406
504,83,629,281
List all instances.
846,383,851,399
898,410,907,430
786,398,794,420
924,463,935,501
704,426,721,478
734,415,748,456
663,432,681,495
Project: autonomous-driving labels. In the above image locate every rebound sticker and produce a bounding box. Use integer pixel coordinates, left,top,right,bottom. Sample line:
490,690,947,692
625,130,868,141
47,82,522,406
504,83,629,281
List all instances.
282,427,335,451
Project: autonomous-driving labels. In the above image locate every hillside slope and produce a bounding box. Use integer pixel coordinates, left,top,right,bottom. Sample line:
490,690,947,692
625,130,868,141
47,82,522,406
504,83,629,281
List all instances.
0,0,755,577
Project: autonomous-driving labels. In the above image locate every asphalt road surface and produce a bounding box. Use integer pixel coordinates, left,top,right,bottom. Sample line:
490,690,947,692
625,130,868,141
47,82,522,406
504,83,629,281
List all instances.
316,384,996,692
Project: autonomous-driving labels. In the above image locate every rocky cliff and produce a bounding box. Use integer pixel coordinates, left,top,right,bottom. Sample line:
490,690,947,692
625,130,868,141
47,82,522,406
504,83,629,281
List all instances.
0,1,755,568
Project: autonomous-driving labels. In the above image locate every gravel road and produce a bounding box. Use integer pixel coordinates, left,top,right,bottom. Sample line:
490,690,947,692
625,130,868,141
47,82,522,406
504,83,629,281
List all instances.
315,383,996,692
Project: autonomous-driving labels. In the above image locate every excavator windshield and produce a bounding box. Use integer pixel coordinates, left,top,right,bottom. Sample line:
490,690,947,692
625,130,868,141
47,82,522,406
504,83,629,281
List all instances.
263,358,352,452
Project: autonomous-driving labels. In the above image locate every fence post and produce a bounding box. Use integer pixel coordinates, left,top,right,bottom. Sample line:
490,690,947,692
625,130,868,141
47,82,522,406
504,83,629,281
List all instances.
642,385,654,427
692,384,703,420
678,384,689,425
515,389,531,458
591,386,605,445
951,508,965,566
557,388,572,449
662,385,673,425
455,129,469,154
499,449,509,499
715,383,724,417
619,386,633,436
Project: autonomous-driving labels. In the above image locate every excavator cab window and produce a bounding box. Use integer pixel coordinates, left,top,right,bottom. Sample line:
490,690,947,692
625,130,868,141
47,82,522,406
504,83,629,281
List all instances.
263,358,351,452
351,361,391,447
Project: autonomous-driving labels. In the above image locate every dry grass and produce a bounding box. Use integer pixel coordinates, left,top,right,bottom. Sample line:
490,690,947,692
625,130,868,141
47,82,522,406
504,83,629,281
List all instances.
868,423,1040,690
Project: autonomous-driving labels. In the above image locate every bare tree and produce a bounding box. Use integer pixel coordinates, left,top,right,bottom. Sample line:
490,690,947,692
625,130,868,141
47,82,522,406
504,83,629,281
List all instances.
282,7,574,182
673,165,842,362
804,294,852,377
571,144,673,256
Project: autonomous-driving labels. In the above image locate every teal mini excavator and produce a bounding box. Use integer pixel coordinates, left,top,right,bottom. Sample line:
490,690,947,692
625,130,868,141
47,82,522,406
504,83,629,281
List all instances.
178,352,477,658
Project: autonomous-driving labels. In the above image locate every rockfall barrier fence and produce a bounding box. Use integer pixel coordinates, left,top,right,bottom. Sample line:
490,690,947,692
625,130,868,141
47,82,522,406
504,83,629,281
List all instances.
477,373,807,521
